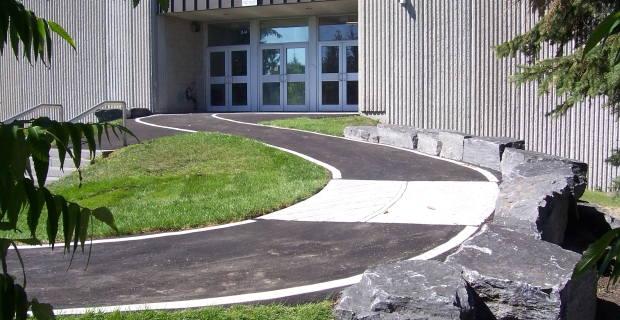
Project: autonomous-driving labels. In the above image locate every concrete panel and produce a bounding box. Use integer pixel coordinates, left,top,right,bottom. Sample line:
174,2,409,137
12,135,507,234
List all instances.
359,0,619,191
261,180,498,226
1,1,155,121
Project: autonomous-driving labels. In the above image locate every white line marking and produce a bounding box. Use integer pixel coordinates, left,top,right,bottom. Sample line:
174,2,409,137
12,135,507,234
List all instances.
212,113,356,140
409,226,479,260
343,140,499,183
270,145,341,179
211,114,499,183
11,221,257,250
17,116,341,248
135,115,197,133
54,275,363,315
228,112,357,115
40,115,487,314
50,225,476,315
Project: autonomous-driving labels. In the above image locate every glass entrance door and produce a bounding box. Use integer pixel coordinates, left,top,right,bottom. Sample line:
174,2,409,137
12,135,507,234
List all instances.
318,42,358,111
260,45,309,112
207,47,250,112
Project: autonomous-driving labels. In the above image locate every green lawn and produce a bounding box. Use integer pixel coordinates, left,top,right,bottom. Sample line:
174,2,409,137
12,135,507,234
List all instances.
52,301,335,320
2,132,329,242
581,190,620,208
260,116,379,137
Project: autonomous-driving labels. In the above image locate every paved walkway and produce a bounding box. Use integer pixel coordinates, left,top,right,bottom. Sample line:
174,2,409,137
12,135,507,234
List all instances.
8,113,499,314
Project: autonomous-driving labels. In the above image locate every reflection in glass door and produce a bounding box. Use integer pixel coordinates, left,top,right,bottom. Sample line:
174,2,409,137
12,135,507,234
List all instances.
260,45,309,111
207,47,250,112
318,42,358,111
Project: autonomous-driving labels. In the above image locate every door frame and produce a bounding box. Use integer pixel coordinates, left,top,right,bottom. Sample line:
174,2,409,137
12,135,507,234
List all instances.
317,40,359,112
258,43,310,112
206,46,251,112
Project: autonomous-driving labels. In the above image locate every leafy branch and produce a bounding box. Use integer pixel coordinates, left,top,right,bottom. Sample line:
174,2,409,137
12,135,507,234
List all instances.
0,118,137,319
0,0,154,318
494,0,620,115
0,0,74,65
573,228,620,285
570,9,620,287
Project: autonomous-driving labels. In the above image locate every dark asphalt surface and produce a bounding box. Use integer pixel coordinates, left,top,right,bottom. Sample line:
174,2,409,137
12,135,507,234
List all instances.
10,222,462,309
8,113,491,310
100,113,488,181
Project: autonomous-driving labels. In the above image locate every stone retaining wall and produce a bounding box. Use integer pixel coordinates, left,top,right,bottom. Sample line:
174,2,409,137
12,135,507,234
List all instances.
335,125,605,319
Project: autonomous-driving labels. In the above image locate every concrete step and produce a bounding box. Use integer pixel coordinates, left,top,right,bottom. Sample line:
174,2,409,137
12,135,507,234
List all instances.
49,148,104,160
49,156,92,169
46,167,77,176
31,148,109,185
31,166,77,186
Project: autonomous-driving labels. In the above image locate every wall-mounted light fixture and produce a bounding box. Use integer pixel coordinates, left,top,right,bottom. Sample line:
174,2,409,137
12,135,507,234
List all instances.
192,22,200,33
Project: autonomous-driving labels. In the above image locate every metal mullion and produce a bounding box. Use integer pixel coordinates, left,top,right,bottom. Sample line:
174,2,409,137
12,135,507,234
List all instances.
230,46,251,111
344,41,359,110
340,42,346,110
283,44,304,108
259,45,283,110
317,42,342,111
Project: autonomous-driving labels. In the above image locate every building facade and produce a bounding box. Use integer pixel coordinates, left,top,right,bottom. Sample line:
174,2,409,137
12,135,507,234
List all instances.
157,0,359,113
1,0,618,190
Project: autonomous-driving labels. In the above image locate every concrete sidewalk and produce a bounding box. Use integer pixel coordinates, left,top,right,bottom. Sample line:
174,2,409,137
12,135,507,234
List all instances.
9,113,498,314
260,180,497,226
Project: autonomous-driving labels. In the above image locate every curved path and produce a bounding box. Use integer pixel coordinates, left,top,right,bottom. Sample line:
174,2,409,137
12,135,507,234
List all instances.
8,113,499,314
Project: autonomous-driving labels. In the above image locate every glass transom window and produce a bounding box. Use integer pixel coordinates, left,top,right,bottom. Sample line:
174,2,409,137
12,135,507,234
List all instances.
208,22,251,47
319,15,358,41
260,18,309,44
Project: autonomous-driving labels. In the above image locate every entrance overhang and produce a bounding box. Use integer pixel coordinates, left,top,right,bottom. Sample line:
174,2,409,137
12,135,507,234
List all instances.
164,0,358,22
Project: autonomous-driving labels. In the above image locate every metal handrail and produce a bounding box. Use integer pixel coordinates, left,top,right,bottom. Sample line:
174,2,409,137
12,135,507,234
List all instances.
2,104,64,123
68,100,127,146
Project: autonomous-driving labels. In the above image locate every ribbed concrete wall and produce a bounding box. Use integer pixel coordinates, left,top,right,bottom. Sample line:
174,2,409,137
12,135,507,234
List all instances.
360,0,620,191
0,1,155,122
168,0,325,12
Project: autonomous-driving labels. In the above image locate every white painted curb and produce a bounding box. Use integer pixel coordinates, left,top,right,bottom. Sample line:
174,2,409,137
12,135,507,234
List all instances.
35,115,488,315
51,226,479,315
210,113,499,183
135,115,342,179
12,221,256,250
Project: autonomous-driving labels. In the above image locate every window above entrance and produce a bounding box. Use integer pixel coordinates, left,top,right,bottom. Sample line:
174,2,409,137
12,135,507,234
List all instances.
319,15,358,41
260,18,309,44
208,22,251,47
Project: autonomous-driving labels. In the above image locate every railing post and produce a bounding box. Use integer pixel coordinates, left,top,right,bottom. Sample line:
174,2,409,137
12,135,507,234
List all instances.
65,100,130,147
2,104,63,123
122,102,127,146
